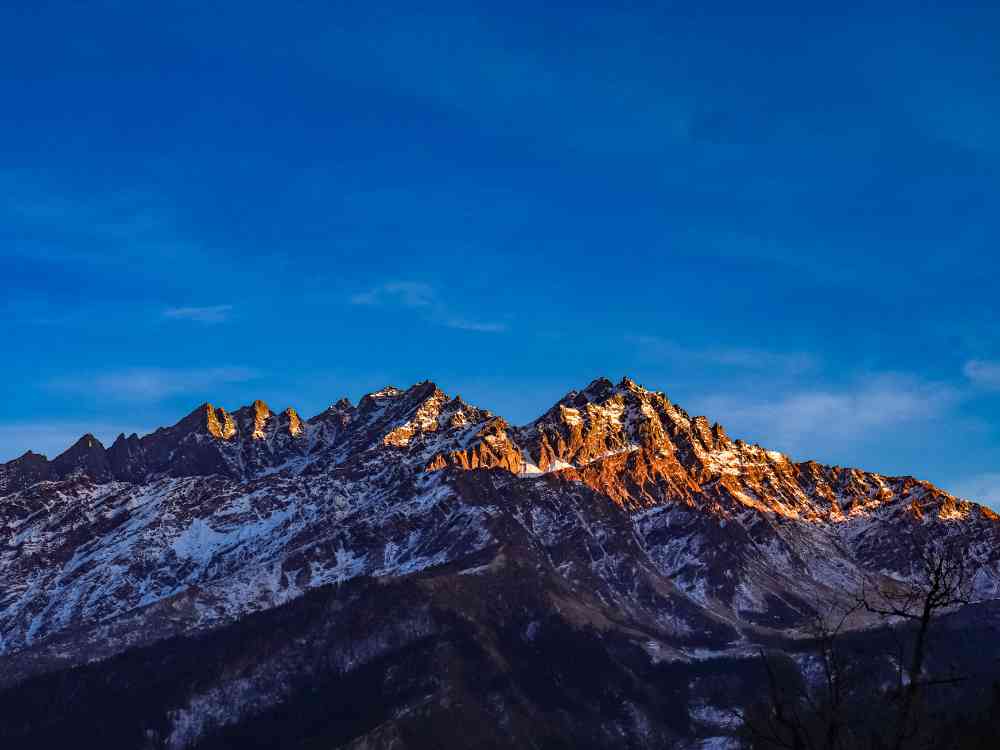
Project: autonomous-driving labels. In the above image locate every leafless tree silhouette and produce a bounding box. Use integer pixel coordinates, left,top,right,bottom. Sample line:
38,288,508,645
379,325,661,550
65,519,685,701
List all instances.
858,541,973,750
737,604,862,750
739,540,976,750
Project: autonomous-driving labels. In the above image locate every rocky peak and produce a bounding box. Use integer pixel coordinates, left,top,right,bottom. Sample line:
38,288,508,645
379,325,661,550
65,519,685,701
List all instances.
308,398,357,437
577,376,616,402
618,375,643,392
107,432,144,482
690,416,730,452
14,449,48,463
172,403,237,440
110,432,139,448
440,395,491,429
75,433,100,449
312,398,356,420
233,400,272,440
515,376,681,471
358,386,405,414
0,449,53,495
283,408,303,437
379,382,465,448
49,433,111,481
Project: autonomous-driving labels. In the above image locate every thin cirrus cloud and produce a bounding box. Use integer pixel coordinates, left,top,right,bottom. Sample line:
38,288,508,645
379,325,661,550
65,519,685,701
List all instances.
951,473,1000,512
350,281,436,308
444,318,508,333
630,334,817,374
691,375,959,458
162,305,234,324
48,366,259,402
351,281,507,333
963,360,1000,390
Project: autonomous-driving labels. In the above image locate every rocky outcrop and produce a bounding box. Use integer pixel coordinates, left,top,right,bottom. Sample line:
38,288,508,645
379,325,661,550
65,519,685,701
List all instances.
0,450,51,495
425,417,523,473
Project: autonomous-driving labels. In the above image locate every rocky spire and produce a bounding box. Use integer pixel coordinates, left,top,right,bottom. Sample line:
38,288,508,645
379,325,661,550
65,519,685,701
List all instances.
283,408,303,437
49,433,111,481
248,399,271,440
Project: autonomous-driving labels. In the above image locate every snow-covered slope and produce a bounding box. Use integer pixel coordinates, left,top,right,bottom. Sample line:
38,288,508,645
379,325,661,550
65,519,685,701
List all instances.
2,376,998,685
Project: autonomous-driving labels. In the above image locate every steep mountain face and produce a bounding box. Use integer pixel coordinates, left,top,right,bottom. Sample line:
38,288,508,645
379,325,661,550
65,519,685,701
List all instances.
1,377,999,748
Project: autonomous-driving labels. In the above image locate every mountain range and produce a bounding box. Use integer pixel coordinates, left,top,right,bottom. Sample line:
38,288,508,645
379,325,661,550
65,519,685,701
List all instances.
2,376,999,749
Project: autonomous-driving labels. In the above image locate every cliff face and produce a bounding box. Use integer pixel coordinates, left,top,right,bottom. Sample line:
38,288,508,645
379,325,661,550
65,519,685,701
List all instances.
1,376,998,748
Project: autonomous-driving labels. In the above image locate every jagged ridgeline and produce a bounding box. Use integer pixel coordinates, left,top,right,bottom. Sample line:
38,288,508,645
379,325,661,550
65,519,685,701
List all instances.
1,377,999,749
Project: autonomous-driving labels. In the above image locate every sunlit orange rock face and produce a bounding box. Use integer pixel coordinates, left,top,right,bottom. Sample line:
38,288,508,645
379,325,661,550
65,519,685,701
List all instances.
284,408,303,437
425,376,990,525
203,403,237,440
425,417,523,473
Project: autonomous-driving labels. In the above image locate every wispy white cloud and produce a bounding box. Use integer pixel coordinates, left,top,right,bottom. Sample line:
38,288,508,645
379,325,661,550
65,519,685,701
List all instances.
445,318,508,333
951,473,1000,511
963,360,1000,389
631,334,816,374
351,280,507,333
163,305,234,324
49,366,259,401
693,375,959,457
350,281,436,308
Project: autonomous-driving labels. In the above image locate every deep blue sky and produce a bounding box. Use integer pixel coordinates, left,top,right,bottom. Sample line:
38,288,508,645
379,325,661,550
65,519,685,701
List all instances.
2,2,999,507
